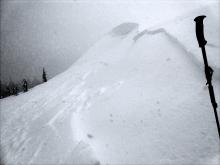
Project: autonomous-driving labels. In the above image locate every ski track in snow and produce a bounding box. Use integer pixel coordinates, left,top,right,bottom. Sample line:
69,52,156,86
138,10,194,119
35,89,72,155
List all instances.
28,140,44,164
1,65,126,164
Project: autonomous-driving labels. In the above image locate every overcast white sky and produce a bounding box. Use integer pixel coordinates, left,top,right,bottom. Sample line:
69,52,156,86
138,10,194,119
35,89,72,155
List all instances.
0,0,218,84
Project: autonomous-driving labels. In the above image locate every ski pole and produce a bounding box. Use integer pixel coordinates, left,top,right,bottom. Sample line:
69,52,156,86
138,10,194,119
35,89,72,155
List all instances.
194,15,220,139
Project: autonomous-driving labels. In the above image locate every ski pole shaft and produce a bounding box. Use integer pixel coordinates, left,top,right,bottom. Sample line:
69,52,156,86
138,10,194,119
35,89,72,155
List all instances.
194,15,220,139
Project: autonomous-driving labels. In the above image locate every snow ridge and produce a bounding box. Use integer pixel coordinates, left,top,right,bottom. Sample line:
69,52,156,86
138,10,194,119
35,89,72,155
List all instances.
133,28,220,80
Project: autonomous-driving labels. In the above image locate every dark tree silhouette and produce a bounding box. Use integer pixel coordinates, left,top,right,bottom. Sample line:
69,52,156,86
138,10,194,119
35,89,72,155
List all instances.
6,86,11,96
0,80,3,98
42,68,47,82
0,81,10,98
8,79,15,95
12,86,18,96
22,79,28,92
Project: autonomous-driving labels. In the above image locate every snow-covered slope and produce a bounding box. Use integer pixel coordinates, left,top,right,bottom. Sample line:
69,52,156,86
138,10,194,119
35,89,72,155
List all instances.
1,6,220,165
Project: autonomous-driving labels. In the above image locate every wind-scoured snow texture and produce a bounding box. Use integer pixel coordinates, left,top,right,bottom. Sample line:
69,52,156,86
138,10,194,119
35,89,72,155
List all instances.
1,5,220,165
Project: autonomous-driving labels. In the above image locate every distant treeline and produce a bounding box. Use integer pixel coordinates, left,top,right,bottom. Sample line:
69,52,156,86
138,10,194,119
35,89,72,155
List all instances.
0,68,47,99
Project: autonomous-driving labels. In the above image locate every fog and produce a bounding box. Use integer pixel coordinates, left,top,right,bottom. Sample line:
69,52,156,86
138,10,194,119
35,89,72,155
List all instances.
0,0,214,84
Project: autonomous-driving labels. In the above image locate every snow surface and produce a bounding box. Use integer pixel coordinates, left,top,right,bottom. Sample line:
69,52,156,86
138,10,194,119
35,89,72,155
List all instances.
1,4,220,165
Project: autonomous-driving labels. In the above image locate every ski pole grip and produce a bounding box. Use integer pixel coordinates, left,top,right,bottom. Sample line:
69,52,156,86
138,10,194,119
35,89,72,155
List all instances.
194,15,207,47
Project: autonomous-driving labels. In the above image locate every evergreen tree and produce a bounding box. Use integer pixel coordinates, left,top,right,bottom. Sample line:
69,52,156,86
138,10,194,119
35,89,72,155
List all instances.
0,81,9,98
0,80,3,98
8,79,15,95
6,86,11,96
42,68,47,82
12,86,18,96
22,79,28,92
